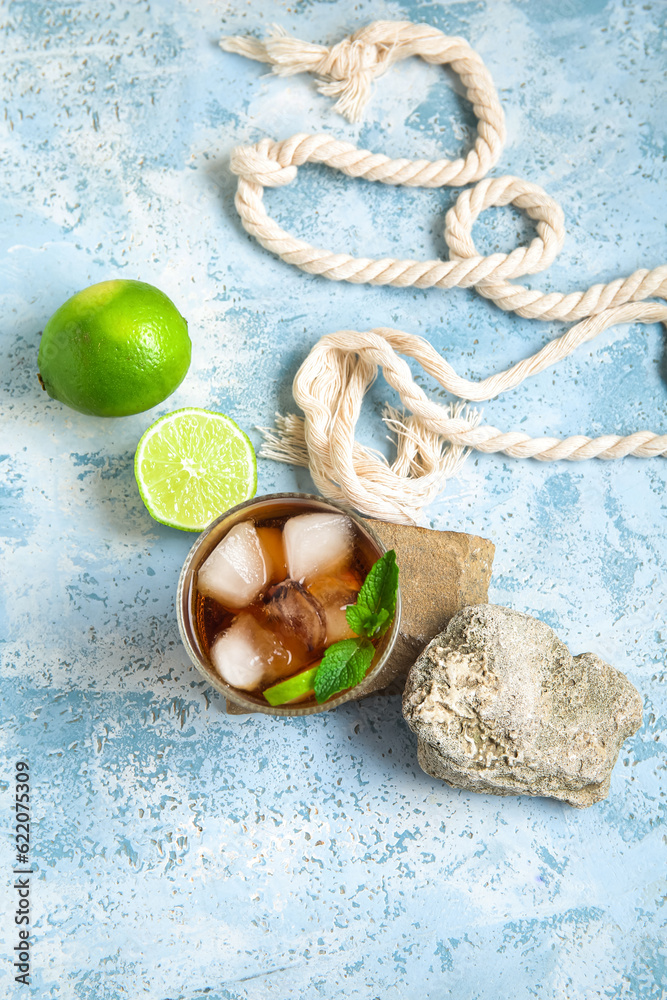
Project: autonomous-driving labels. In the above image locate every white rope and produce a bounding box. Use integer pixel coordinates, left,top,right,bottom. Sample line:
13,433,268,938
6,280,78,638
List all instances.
221,21,667,522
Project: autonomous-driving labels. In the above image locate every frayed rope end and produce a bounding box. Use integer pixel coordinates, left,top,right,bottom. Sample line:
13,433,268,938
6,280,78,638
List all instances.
257,413,310,467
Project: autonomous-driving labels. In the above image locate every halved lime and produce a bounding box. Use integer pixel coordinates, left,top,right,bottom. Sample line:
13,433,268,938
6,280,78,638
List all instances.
134,408,257,531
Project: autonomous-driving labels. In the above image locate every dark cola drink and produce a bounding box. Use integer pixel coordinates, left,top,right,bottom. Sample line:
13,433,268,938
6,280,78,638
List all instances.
190,497,385,707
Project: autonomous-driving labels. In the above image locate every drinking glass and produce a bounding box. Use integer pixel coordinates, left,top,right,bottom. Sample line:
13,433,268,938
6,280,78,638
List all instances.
176,493,401,716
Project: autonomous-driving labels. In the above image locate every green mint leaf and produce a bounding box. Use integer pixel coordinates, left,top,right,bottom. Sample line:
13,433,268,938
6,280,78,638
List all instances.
345,549,398,639
346,604,389,639
365,608,391,636
344,603,367,637
313,637,375,704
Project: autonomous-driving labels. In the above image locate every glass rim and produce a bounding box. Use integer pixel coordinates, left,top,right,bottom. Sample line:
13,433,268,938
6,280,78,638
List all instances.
176,492,402,717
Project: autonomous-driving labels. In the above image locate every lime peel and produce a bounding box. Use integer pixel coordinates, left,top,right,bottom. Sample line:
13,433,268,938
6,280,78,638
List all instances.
134,407,257,531
263,665,319,707
38,279,191,417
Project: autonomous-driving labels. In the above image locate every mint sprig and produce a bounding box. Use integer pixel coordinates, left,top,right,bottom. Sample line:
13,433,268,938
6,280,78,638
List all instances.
313,638,375,704
312,549,399,703
345,549,398,639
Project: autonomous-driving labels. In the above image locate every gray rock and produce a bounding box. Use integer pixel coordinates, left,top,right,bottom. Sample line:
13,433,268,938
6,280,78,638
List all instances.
402,605,643,807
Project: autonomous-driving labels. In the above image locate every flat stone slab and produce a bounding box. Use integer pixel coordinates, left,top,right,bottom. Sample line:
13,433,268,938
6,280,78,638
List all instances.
355,519,495,696
402,604,643,807
225,520,494,713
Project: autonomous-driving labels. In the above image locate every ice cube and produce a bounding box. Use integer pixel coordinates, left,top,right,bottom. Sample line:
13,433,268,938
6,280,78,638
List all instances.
283,512,353,583
210,612,292,690
264,580,327,651
308,576,360,645
197,521,267,609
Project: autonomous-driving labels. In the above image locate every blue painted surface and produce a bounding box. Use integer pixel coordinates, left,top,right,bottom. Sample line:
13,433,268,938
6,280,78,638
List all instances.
1,1,666,997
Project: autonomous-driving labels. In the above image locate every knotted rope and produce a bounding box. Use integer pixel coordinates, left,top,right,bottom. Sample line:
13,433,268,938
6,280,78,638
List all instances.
221,21,667,523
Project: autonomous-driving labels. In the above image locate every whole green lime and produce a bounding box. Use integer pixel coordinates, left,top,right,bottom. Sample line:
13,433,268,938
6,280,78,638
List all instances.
38,279,192,417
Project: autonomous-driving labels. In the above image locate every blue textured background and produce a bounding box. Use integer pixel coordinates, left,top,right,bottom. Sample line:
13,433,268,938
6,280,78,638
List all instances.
1,1,666,997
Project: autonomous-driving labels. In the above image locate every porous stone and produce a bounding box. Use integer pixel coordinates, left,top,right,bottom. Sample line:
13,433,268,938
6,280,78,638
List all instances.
402,604,643,807
225,521,494,713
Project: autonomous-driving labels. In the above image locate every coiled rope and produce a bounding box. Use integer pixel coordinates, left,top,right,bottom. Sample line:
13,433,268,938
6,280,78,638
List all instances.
221,21,667,523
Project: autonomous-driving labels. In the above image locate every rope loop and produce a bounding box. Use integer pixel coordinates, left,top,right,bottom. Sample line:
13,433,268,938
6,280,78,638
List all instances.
444,177,566,279
221,21,667,522
223,19,506,168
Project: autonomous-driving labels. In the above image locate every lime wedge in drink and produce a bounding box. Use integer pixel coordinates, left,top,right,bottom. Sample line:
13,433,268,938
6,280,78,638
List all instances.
263,665,319,707
134,407,257,531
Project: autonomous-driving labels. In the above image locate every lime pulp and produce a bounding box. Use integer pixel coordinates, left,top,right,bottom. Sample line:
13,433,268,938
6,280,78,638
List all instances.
134,407,257,531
